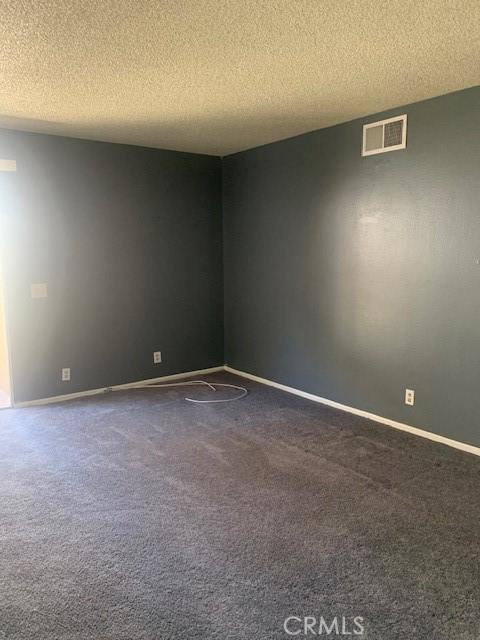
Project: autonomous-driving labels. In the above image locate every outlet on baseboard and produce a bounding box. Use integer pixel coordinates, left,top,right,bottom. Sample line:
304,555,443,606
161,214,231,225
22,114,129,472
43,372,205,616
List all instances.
153,351,162,364
405,388,415,406
62,368,71,382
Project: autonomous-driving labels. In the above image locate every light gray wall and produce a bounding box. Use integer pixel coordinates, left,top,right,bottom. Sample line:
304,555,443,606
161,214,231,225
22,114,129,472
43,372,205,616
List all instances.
223,86,480,447
0,130,224,402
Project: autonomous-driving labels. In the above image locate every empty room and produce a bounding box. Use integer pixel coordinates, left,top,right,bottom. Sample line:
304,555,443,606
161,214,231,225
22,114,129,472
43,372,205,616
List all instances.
1,1,479,638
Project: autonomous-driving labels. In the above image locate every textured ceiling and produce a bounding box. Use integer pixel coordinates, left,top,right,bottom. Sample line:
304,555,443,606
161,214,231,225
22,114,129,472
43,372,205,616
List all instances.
0,0,479,156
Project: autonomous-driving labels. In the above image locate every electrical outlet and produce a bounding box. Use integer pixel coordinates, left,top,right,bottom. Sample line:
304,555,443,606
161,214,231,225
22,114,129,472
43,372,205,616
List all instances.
0,159,17,172
405,388,415,406
62,368,71,382
30,283,48,299
153,351,162,364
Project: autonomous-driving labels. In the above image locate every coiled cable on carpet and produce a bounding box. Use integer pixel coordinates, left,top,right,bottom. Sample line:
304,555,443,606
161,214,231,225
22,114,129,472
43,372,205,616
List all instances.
114,379,248,403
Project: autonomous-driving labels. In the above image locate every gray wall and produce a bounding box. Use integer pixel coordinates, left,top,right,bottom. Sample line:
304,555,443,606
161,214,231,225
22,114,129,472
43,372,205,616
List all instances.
0,130,223,403
223,86,480,447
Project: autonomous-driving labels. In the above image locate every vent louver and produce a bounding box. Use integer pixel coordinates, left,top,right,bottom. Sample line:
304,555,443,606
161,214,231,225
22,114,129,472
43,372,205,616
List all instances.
362,115,407,156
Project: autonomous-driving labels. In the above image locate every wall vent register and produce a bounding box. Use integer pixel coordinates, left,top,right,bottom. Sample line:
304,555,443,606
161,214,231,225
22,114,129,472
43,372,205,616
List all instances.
362,115,407,156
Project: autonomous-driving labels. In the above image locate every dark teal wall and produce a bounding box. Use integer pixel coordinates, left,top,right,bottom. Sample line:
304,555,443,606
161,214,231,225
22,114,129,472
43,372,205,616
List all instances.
2,86,479,443
223,86,480,447
0,130,223,402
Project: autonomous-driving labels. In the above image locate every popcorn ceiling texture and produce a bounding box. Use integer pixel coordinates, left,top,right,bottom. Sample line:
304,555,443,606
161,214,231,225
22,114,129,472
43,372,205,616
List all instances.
0,0,479,156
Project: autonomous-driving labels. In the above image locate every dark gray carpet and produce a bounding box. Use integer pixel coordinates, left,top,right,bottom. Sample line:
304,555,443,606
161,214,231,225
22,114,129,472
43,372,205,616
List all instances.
1,372,479,639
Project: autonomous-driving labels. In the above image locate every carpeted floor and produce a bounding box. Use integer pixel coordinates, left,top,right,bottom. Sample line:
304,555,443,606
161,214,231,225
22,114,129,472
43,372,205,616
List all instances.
0,372,479,639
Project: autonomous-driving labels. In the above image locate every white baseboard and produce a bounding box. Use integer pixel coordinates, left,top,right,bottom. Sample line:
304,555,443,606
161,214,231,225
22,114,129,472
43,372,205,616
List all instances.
15,366,225,408
14,363,480,458
225,365,480,458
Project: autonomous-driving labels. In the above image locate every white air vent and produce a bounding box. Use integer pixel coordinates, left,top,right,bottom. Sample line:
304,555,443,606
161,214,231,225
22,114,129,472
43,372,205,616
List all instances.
362,115,407,156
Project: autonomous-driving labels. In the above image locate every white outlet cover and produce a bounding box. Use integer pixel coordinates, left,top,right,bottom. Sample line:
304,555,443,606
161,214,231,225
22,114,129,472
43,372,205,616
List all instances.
153,351,162,364
62,368,71,381
0,159,17,172
405,389,415,406
31,283,48,299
